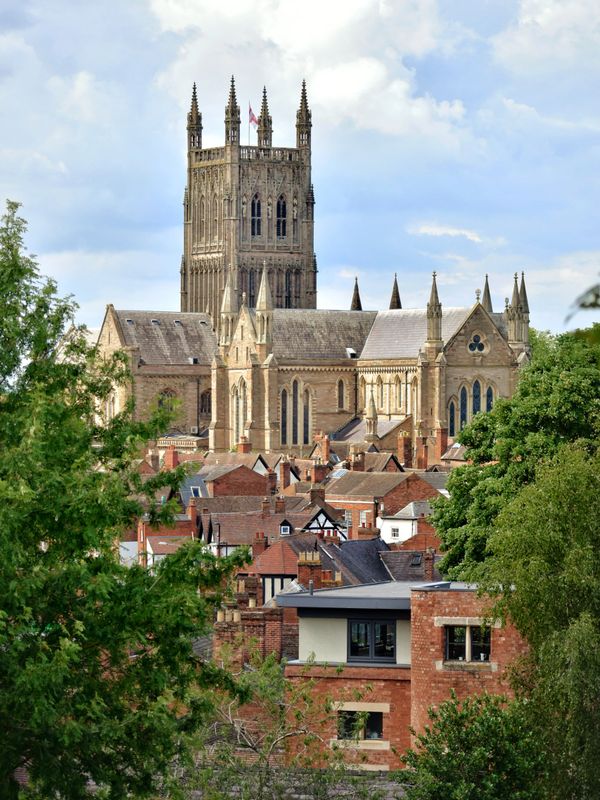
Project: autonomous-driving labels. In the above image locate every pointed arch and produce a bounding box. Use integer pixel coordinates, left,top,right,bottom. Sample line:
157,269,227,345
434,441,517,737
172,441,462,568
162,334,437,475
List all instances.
448,399,456,437
337,379,345,410
200,389,211,416
359,376,366,411
303,388,311,445
394,375,402,411
276,194,287,238
459,385,468,430
486,385,494,412
251,193,261,236
376,376,384,410
158,388,176,413
280,388,288,446
212,194,218,241
248,268,256,307
200,196,205,240
292,379,299,444
472,379,482,416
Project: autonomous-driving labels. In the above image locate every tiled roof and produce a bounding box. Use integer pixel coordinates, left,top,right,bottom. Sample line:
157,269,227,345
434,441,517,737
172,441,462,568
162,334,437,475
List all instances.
363,453,403,472
416,471,449,493
441,442,467,461
271,309,377,361
146,535,193,555
253,540,301,575
114,310,217,365
331,417,403,443
326,471,409,499
391,500,433,520
360,308,471,360
336,538,391,584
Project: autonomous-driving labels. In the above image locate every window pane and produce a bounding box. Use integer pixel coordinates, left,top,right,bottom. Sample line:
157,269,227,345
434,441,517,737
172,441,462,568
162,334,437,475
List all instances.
350,622,370,659
446,626,467,660
471,626,491,662
338,711,359,739
365,712,383,740
374,622,395,660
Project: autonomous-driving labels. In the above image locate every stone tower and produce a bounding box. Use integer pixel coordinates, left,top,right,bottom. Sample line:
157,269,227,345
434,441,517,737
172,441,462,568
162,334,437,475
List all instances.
180,77,317,329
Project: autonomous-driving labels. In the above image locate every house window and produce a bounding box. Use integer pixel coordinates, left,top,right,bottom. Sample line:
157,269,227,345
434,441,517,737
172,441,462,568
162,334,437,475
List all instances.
391,527,400,539
190,486,202,498
338,711,383,740
280,524,291,536
344,510,352,527
359,510,367,526
445,625,491,662
348,620,395,662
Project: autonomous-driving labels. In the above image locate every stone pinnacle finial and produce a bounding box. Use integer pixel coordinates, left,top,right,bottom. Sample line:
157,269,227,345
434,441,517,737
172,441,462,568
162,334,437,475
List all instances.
519,271,530,314
481,273,493,312
190,83,198,116
511,272,520,309
428,271,440,307
260,86,269,117
228,75,237,108
351,276,363,311
389,273,402,309
256,261,273,311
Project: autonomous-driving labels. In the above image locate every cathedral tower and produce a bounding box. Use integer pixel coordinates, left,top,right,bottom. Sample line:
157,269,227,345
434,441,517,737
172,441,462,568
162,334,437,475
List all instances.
180,78,317,328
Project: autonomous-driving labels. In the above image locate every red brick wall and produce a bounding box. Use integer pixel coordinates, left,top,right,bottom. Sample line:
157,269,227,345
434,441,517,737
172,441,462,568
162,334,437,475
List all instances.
410,588,526,736
210,466,270,496
285,663,411,770
390,520,441,552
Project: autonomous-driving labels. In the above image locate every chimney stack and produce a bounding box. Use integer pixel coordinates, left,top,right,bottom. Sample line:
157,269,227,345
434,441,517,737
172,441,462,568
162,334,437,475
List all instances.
266,468,277,495
252,531,268,560
279,458,291,489
237,435,251,454
163,445,179,470
297,551,323,590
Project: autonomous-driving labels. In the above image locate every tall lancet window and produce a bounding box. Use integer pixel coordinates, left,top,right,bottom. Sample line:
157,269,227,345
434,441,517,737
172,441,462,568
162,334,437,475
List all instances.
292,380,299,445
251,193,261,236
486,386,494,412
473,380,481,416
248,269,256,307
303,389,310,445
281,390,288,446
285,270,292,308
276,195,287,238
460,387,468,429
448,401,456,437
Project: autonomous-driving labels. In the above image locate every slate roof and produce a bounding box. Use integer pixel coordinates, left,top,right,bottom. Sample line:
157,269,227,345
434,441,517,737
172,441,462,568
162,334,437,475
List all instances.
390,500,433,520
380,551,442,582
363,453,403,472
441,442,467,461
336,538,391,584
360,308,470,360
114,310,217,365
271,309,377,361
416,471,449,493
331,417,403,443
194,496,308,514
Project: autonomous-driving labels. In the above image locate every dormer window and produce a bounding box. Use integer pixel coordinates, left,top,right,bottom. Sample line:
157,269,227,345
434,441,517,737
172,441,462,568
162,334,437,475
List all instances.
280,522,291,536
151,318,160,325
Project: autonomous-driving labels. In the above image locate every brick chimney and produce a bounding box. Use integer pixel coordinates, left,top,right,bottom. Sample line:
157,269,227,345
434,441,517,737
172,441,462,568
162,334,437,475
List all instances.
253,531,268,560
274,496,286,514
321,434,331,463
309,484,325,504
398,432,412,468
186,496,197,524
434,427,448,462
310,462,329,484
297,551,323,590
350,451,365,471
265,468,277,495
261,497,271,515
163,445,179,470
279,459,291,489
424,547,436,581
355,525,380,541
416,436,428,470
237,436,251,454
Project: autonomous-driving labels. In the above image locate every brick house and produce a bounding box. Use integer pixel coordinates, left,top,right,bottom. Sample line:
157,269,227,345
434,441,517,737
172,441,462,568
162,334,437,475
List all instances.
278,580,524,771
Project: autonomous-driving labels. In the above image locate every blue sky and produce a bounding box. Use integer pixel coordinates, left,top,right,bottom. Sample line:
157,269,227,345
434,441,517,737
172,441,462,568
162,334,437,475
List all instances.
2,0,599,333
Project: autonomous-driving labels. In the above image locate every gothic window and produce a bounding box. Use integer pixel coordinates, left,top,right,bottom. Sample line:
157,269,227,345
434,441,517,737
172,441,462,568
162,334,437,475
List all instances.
200,197,205,240
158,388,176,413
212,195,218,241
468,333,485,353
292,380,299,445
295,271,301,305
251,193,261,236
248,269,256,307
377,377,384,410
395,375,402,411
303,389,310,445
486,386,494,412
337,379,344,410
359,377,366,410
448,400,456,437
473,380,481,416
459,386,468,429
292,197,298,240
200,389,211,416
276,195,287,238
281,389,288,446
285,270,292,308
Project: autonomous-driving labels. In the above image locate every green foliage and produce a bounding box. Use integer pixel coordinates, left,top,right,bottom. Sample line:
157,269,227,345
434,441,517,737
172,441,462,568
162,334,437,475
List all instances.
0,202,247,799
402,692,544,800
433,326,600,578
482,446,600,800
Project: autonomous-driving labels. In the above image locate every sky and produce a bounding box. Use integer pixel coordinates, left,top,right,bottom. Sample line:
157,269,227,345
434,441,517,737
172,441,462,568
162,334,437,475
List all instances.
2,0,600,333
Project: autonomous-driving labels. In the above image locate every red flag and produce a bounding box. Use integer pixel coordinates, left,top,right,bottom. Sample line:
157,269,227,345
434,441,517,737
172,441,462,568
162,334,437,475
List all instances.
249,103,258,128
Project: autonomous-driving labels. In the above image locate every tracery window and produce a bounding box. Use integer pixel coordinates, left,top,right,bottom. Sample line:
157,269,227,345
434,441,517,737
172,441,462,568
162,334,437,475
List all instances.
486,386,494,412
292,380,299,445
281,389,288,446
468,333,485,353
276,195,287,238
251,193,261,236
377,377,384,409
303,389,310,445
248,269,256,307
200,389,211,416
285,270,292,308
158,388,176,413
459,386,468,430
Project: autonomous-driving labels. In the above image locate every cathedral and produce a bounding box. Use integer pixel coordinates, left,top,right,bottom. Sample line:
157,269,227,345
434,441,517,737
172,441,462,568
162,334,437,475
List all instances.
97,78,531,466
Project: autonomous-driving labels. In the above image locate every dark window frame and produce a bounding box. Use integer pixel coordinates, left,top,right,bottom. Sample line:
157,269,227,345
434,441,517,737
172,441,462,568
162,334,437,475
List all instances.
348,619,396,663
445,624,491,663
337,710,383,740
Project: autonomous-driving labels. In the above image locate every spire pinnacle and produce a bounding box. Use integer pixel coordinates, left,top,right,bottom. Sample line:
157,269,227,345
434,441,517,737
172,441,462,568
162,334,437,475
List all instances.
256,262,273,311
511,272,520,310
227,75,237,110
225,76,240,144
190,83,198,117
367,388,377,420
481,274,493,312
187,82,202,148
428,271,440,308
427,272,442,342
519,272,529,314
257,85,272,147
296,79,312,149
350,277,363,311
389,273,402,309
220,267,238,315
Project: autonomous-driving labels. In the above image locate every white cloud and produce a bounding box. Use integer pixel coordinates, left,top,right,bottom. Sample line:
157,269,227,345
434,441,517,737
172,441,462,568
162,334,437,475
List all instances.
408,223,483,243
493,0,600,74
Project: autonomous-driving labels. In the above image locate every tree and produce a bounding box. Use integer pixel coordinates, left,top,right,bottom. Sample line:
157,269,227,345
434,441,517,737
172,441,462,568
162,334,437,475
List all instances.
481,445,600,800
433,327,600,578
0,201,246,799
402,691,544,800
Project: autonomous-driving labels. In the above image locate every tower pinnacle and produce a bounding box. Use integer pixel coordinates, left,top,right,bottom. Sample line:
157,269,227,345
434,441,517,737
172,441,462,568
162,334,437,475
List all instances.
427,272,442,342
257,86,273,148
481,274,493,312
350,277,363,311
187,82,202,149
296,80,312,149
389,273,402,309
225,75,240,144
